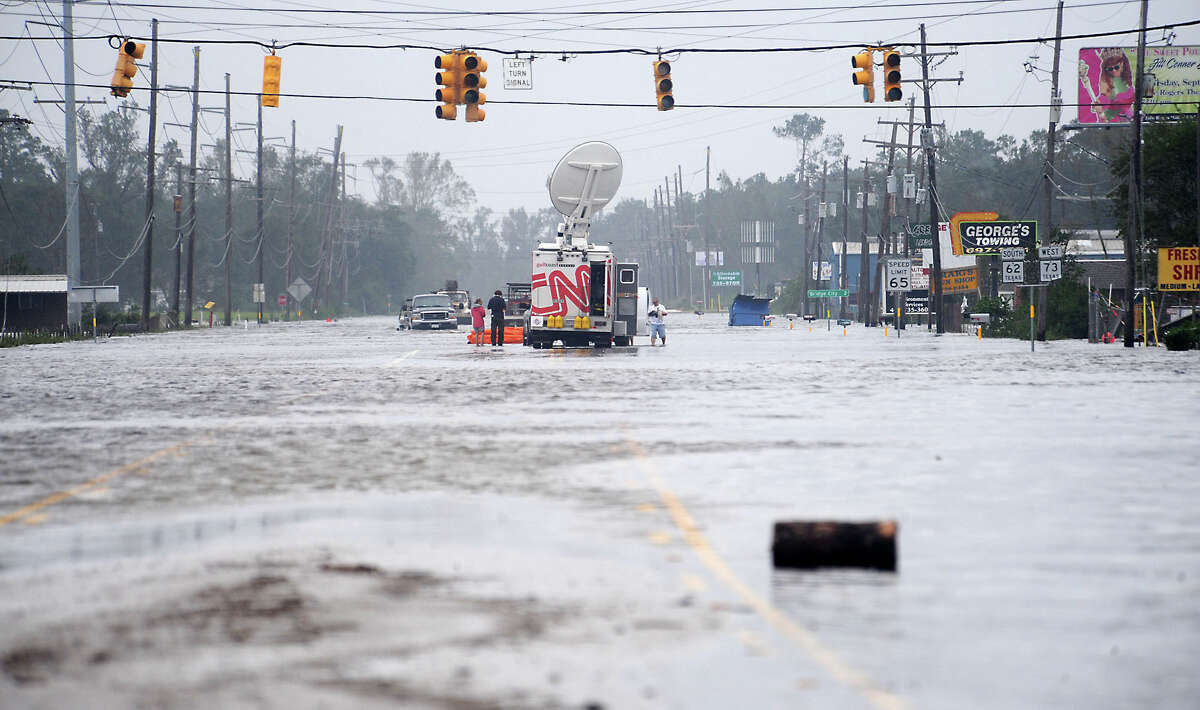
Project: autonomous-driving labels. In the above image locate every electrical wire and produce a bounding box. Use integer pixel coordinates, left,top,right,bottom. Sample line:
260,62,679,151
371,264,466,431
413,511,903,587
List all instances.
11,79,1199,111
6,16,1196,53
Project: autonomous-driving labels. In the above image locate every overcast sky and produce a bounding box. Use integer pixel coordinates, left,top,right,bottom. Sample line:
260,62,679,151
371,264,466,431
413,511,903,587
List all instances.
3,0,1197,219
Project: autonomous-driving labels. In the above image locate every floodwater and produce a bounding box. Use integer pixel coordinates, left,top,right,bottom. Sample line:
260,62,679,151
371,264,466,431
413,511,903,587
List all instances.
0,315,1197,709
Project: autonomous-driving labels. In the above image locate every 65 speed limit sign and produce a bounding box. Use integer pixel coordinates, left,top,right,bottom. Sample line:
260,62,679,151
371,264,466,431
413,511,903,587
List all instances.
1002,260,1024,283
886,258,912,292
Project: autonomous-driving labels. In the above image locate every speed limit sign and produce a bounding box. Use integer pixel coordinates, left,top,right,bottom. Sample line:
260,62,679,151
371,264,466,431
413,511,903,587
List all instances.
886,258,912,292
1002,260,1024,283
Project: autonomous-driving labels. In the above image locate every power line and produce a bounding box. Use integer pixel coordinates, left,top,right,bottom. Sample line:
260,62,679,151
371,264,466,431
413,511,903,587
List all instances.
5,17,1197,53
7,79,1199,111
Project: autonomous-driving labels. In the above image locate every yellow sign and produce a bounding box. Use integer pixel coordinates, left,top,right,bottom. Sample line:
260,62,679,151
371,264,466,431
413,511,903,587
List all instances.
941,267,979,294
204,301,215,309
1157,247,1199,291
949,211,999,255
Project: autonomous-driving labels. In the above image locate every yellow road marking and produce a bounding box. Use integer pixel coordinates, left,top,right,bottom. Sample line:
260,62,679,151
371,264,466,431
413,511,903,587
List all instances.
2,389,322,530
22,513,47,525
625,439,906,710
0,440,197,528
635,502,657,513
681,572,707,593
646,530,673,545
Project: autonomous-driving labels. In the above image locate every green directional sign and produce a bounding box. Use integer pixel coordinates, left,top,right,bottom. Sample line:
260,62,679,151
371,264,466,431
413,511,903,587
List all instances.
711,269,742,287
807,288,849,298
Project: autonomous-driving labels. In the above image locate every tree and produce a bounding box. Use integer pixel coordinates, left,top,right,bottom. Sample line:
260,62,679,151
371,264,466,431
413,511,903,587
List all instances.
1110,118,1197,249
397,152,474,217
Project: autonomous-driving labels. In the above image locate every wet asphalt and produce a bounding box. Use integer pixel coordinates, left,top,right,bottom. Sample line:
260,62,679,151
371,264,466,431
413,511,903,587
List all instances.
0,315,1197,709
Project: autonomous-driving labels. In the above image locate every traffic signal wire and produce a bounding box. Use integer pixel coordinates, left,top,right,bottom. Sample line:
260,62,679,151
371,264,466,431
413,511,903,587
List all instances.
5,16,1198,54
7,79,1200,112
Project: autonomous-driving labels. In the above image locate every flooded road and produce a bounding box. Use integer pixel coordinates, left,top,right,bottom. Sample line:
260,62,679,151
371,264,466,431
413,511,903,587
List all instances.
1,315,1197,709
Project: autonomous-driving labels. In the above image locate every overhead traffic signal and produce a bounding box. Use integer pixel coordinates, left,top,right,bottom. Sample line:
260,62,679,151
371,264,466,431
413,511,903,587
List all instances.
883,49,902,102
110,39,145,98
435,51,463,120
851,50,874,103
463,52,487,122
261,54,282,107
653,60,674,111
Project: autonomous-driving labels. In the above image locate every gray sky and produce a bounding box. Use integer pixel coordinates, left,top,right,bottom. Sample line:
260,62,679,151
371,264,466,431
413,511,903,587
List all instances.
3,0,1197,218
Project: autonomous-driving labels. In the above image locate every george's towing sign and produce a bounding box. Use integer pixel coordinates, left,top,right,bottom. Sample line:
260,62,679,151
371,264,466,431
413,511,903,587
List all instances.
956,220,1038,255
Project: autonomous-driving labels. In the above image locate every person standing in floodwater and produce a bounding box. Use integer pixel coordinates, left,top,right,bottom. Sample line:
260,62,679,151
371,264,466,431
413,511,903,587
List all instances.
471,298,486,347
648,297,667,346
487,290,506,347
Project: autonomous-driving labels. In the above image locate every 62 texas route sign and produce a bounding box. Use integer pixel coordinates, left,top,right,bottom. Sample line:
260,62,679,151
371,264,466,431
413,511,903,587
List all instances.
958,220,1038,255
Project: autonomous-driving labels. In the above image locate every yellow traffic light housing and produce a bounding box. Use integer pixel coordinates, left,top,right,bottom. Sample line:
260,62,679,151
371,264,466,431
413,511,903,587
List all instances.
435,51,463,120
883,49,902,102
261,54,282,107
463,52,487,122
653,60,674,111
110,39,145,98
851,50,875,103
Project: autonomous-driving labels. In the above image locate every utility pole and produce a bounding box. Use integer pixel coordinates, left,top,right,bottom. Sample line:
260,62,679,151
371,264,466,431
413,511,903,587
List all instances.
223,72,233,327
172,165,182,326
676,166,691,307
340,151,348,307
841,156,849,318
140,19,158,333
664,176,676,300
255,99,264,324
920,23,945,334
705,146,712,310
1123,0,1148,348
62,0,81,326
315,126,342,314
184,46,199,327
1038,0,1064,342
286,119,295,319
817,161,828,318
858,163,871,321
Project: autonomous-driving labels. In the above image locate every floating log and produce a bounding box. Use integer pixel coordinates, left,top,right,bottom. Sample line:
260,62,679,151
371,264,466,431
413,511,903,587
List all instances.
771,520,897,571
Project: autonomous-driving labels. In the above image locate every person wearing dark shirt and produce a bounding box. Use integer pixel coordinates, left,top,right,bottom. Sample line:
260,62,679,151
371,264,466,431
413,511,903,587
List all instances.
486,290,506,346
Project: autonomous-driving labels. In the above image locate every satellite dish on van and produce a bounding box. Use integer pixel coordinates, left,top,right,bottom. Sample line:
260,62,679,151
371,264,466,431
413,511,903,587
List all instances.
547,141,622,218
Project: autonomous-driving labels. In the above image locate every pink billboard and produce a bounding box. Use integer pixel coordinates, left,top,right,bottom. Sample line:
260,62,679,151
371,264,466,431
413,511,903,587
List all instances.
1077,46,1200,124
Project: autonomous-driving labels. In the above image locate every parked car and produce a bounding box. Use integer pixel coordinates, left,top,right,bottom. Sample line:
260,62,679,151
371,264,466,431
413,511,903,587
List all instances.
398,293,458,331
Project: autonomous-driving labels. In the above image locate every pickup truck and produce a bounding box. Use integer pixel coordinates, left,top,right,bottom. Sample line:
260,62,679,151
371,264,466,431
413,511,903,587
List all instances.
398,293,458,331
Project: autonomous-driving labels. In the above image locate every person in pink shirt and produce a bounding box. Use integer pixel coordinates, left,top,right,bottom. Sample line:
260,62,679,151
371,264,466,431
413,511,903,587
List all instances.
470,298,486,347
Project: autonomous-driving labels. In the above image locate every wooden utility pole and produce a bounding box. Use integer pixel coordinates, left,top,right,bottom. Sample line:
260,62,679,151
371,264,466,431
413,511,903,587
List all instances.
858,163,871,321
840,156,849,317
172,165,182,326
141,19,158,332
223,73,233,326
920,23,945,334
705,146,712,310
1038,0,1064,341
62,0,81,325
1123,0,1148,348
314,126,342,314
255,99,265,324
817,161,828,317
285,119,295,319
184,46,199,327
664,176,676,300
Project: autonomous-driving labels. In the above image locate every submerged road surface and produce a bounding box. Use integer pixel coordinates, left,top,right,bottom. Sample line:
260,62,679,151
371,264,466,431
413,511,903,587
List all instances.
1,315,1197,709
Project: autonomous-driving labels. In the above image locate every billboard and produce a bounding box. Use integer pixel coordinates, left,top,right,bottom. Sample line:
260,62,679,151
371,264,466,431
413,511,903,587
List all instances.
941,267,979,295
957,220,1038,255
1077,46,1200,124
1157,247,1199,292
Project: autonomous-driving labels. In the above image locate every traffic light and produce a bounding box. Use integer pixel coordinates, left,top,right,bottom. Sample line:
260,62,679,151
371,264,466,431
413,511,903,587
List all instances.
653,60,674,111
463,52,487,122
435,51,463,120
110,39,145,98
261,54,282,107
851,50,874,103
883,49,902,102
